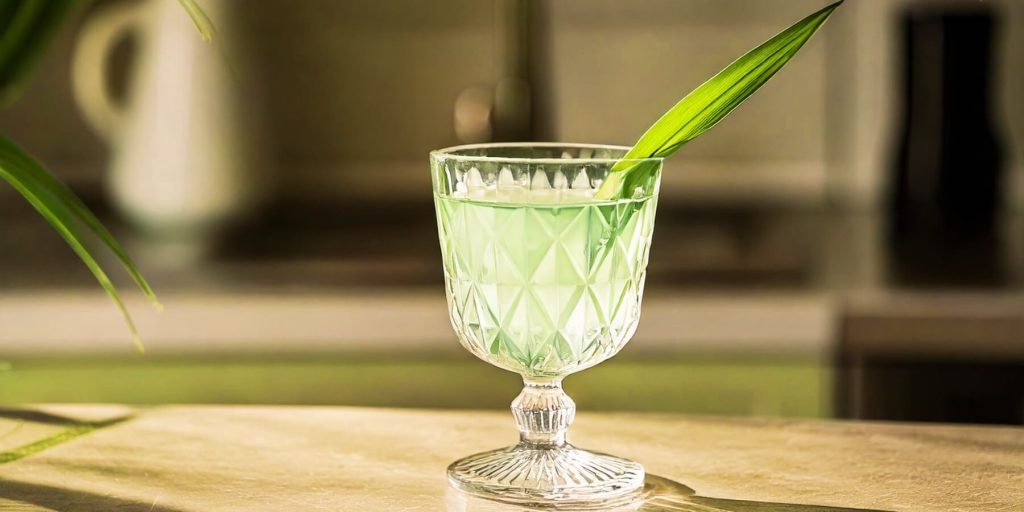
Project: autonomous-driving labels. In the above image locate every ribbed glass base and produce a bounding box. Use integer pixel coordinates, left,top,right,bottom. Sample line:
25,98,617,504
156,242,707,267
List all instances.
447,442,645,507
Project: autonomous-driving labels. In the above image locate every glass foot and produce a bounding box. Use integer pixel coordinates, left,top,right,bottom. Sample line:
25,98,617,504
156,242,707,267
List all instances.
447,442,645,507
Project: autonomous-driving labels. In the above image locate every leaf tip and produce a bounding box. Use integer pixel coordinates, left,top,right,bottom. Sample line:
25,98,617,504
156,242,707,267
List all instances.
131,332,146,354
824,0,845,14
177,0,217,43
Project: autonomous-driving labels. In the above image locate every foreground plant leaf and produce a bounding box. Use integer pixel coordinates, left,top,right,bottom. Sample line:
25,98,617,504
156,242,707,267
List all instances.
596,0,843,200
177,0,216,42
0,0,79,107
0,0,215,348
0,135,159,351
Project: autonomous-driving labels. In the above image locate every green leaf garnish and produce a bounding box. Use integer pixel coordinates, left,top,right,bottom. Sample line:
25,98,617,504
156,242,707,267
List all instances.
596,0,843,200
0,135,160,351
177,0,216,42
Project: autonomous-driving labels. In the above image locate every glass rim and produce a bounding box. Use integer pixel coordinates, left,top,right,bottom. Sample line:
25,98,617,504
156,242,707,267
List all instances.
430,142,664,165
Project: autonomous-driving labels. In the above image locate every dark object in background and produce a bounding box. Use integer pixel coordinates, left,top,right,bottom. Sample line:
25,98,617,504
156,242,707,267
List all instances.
836,296,1024,426
839,357,1024,424
888,4,1006,287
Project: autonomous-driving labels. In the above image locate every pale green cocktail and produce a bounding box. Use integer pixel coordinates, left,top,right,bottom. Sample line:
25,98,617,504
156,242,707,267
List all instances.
430,143,662,505
435,192,656,378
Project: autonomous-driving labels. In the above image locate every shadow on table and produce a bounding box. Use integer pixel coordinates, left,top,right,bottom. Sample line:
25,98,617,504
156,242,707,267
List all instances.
0,408,103,425
0,479,188,512
0,408,135,465
0,408,171,510
448,474,892,512
642,475,891,512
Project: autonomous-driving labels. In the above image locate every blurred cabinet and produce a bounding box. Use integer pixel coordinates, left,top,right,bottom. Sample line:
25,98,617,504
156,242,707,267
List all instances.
836,294,1024,425
235,1,499,161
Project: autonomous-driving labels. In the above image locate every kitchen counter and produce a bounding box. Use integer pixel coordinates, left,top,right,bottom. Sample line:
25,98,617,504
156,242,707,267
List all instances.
0,290,833,358
0,404,1021,511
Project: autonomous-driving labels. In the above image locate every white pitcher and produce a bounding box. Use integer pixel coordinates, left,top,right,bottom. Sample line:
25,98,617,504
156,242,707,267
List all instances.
72,0,265,239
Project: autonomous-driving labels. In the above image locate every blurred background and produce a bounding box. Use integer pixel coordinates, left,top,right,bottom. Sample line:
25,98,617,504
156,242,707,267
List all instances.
1,0,1022,424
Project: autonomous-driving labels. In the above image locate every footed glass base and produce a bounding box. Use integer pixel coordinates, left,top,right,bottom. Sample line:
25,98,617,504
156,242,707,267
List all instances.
448,442,645,507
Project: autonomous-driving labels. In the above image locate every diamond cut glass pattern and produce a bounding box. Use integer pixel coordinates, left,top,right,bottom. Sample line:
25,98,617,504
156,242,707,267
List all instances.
437,193,656,378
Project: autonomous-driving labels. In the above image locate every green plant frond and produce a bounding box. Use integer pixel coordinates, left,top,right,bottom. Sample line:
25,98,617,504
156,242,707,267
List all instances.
0,136,160,309
0,0,219,348
596,1,843,200
0,0,78,107
0,1,48,75
177,0,216,42
0,135,152,350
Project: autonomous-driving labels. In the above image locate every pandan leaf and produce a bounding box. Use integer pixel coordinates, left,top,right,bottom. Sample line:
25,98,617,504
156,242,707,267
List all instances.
596,1,843,200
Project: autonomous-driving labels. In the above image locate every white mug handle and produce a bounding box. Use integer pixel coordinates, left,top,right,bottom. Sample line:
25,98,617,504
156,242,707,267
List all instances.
71,2,145,142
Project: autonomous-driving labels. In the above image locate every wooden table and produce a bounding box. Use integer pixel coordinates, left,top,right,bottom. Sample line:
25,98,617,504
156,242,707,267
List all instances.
0,405,1020,511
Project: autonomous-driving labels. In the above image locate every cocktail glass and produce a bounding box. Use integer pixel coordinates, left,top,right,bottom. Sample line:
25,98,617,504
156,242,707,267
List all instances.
430,143,662,506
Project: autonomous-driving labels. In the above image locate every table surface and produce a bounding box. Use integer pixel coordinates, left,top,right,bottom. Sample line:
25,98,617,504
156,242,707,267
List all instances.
0,405,1020,512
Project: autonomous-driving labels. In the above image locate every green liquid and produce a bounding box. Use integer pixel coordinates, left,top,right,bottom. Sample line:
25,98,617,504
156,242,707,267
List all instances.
435,194,657,378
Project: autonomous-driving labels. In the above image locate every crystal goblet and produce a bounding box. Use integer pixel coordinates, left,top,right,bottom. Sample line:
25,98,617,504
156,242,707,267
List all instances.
430,143,662,506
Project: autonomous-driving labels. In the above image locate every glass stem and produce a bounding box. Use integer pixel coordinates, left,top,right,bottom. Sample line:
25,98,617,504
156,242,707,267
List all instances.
511,379,575,447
